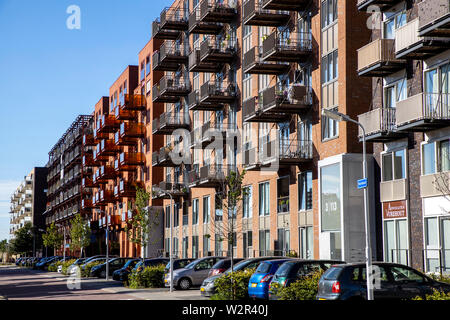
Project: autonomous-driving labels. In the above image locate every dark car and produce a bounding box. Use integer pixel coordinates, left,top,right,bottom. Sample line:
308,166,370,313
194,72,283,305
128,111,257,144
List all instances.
35,256,62,270
112,259,140,281
90,258,134,278
317,262,450,300
135,258,170,273
164,259,196,275
200,257,288,297
248,259,293,300
207,258,244,278
15,257,23,266
268,259,345,300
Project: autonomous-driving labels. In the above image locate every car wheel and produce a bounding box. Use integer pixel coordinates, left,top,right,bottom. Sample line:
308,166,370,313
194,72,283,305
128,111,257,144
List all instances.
178,278,192,290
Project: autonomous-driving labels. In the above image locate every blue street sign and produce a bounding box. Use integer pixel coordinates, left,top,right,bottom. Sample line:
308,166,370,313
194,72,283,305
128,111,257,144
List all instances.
358,178,368,189
106,229,108,240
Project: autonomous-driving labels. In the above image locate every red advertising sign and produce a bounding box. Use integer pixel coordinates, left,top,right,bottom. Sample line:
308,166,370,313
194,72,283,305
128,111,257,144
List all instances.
383,200,407,219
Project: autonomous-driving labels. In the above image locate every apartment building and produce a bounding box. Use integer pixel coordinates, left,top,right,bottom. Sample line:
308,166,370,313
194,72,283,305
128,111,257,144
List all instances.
148,0,376,263
44,115,92,256
9,168,48,247
356,0,450,272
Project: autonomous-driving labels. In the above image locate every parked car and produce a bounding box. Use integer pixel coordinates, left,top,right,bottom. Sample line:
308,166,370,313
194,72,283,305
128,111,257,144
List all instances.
317,262,450,300
268,259,345,300
164,259,196,275
33,257,52,269
35,256,62,270
248,259,293,300
80,257,108,272
15,257,23,266
165,256,226,290
200,257,286,297
207,258,244,278
66,258,87,274
90,258,134,278
112,259,140,281
134,258,170,273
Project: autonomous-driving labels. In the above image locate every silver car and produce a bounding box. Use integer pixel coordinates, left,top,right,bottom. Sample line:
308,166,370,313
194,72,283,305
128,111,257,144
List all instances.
164,256,225,290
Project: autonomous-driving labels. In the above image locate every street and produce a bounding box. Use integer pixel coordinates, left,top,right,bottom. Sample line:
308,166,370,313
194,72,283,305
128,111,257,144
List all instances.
0,265,207,300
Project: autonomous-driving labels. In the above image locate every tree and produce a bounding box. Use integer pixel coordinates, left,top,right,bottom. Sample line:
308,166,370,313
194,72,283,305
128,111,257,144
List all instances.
125,186,162,263
69,214,91,258
42,222,64,256
0,239,7,254
10,222,33,256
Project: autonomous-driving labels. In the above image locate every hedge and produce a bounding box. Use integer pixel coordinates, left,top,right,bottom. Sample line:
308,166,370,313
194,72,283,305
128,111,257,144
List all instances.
211,268,256,300
275,270,324,300
128,264,166,289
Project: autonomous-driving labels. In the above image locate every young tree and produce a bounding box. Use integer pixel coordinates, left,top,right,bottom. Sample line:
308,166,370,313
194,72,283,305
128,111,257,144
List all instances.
69,214,91,258
42,222,64,256
125,186,162,265
11,222,33,256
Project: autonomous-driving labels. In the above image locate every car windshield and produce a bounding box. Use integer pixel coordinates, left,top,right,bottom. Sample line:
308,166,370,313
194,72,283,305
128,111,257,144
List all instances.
322,267,343,280
255,262,272,274
124,260,138,268
184,261,197,269
275,262,293,277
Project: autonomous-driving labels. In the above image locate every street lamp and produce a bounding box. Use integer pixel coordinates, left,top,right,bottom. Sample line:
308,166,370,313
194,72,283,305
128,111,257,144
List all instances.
321,108,374,301
153,186,173,293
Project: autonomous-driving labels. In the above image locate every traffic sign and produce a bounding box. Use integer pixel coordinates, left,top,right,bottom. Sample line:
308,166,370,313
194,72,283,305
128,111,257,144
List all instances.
358,178,368,189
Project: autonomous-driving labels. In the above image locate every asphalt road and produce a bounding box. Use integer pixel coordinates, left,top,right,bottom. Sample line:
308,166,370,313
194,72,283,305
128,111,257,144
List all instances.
0,265,207,300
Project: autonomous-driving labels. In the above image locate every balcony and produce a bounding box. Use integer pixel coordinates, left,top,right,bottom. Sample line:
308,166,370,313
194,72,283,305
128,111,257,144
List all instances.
93,165,116,184
243,148,260,171
243,46,290,75
243,0,290,27
153,146,178,167
114,180,144,199
189,165,232,188
200,0,237,23
262,31,312,63
189,7,224,34
82,133,96,146
191,121,236,149
243,85,312,122
395,18,450,59
152,76,191,103
418,0,450,37
114,106,135,121
81,198,94,210
81,177,98,189
200,80,237,105
259,138,313,167
189,90,222,111
396,93,450,131
152,41,189,71
96,114,120,134
119,122,146,139
152,180,189,199
82,153,98,168
159,7,189,31
114,152,145,172
119,94,146,111
357,0,403,12
357,39,406,77
98,139,121,157
97,189,116,205
93,145,109,162
152,112,190,135
188,49,222,73
357,108,407,142
261,0,310,11
93,128,109,142
199,36,237,64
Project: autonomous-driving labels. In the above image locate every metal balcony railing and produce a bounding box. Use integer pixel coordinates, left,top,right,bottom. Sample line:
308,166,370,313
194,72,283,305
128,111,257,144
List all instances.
243,0,290,27
262,31,312,62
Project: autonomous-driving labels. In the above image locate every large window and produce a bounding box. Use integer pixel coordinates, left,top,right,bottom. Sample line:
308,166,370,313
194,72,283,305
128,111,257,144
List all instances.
298,171,313,211
192,198,199,225
192,236,199,259
259,230,270,256
243,186,252,218
382,149,406,181
322,50,338,84
322,107,339,140
321,0,338,29
384,219,408,265
422,139,450,175
259,182,270,216
300,226,314,259
383,9,406,39
277,176,290,213
243,231,252,258
203,196,210,224
384,78,406,108
276,228,290,255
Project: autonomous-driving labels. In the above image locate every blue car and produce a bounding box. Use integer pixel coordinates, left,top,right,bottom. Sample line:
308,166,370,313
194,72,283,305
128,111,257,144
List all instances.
248,259,293,300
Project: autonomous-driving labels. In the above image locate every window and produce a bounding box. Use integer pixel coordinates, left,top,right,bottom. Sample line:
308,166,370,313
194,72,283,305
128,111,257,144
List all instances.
298,171,313,211
214,233,223,255
382,149,406,181
146,56,150,75
203,196,210,223
277,176,290,213
243,186,252,218
215,192,223,221
192,198,199,225
259,230,270,256
322,107,339,140
165,205,170,229
259,182,270,216
192,236,199,259
182,237,188,259
422,142,436,175
390,266,426,283
383,9,406,39
203,235,210,255
173,203,179,227
182,202,188,226
276,228,290,254
300,226,314,259
384,78,406,108
322,50,338,84
243,25,252,53
384,219,408,265
243,231,253,258
321,0,337,29
243,73,252,101
140,62,145,81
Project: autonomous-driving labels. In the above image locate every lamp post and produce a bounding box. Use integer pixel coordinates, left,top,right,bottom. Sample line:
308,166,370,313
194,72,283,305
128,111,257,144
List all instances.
321,108,373,301
153,186,173,293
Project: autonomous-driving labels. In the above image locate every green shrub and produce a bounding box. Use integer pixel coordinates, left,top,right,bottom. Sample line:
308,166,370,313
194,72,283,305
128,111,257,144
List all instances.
81,261,103,278
277,270,324,300
428,273,450,285
212,268,256,300
128,264,166,289
413,289,450,300
61,259,76,275
48,261,63,272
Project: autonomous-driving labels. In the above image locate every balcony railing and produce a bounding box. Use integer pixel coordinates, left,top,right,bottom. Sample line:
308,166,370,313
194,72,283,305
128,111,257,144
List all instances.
114,152,145,172
152,41,189,71
114,105,135,121
200,80,237,104
199,36,237,64
119,94,146,111
152,112,190,135
191,121,236,149
262,31,312,62
243,0,290,27
189,6,224,34
357,108,407,142
93,144,109,162
96,114,120,134
395,18,450,59
82,133,96,146
200,0,237,23
357,0,403,12
152,180,189,199
119,122,146,139
152,17,182,40
189,164,232,188
261,0,310,11
243,46,290,75
98,139,121,157
357,39,405,77
189,89,223,111
159,7,189,31
115,180,144,198
93,165,116,184
259,139,313,166
153,146,178,167
152,76,191,103
188,49,222,73
418,0,450,37
396,93,450,131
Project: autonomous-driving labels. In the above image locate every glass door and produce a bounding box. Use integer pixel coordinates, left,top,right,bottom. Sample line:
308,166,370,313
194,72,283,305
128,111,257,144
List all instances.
441,218,450,274
279,122,290,156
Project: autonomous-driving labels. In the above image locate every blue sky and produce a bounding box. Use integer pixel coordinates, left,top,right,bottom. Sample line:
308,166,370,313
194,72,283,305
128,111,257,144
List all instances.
0,0,172,241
